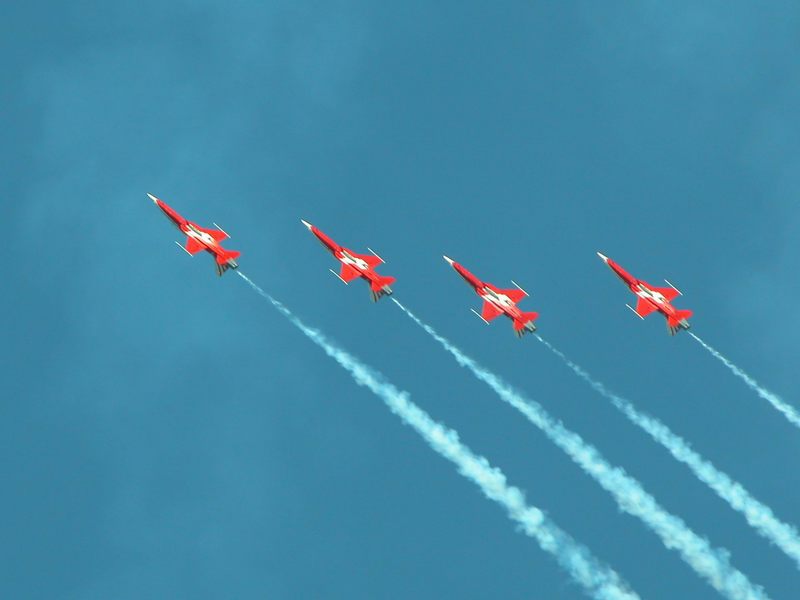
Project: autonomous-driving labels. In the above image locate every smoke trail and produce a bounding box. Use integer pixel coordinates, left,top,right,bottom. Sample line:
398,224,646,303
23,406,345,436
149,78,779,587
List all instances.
236,273,638,600
391,299,767,600
535,334,800,571
689,332,800,430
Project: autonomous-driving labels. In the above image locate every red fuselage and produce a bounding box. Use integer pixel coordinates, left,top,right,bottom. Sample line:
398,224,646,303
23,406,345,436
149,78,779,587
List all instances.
444,256,538,336
307,225,382,287
450,261,529,323
603,257,678,319
598,252,692,334
150,193,239,275
153,197,219,252
302,220,396,302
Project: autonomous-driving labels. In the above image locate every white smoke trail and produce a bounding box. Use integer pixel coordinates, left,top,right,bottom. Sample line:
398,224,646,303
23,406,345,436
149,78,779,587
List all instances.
689,332,800,430
391,299,768,600
236,273,638,600
535,334,800,571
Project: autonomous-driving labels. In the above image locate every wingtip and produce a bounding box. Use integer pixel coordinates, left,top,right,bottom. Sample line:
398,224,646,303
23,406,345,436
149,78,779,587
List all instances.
147,193,159,204
443,255,455,266
596,251,609,263
300,219,312,230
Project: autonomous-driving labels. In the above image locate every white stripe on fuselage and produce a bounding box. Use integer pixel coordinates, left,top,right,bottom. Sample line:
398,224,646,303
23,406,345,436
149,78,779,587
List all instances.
635,284,667,309
481,287,516,312
339,250,369,271
185,224,217,248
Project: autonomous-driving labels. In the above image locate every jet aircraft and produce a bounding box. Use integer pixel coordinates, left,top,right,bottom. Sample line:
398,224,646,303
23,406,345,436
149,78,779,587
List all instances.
301,220,396,302
149,193,240,276
443,256,539,337
597,252,692,335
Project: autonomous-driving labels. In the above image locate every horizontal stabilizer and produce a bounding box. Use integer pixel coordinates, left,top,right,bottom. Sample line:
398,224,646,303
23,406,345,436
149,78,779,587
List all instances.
370,275,396,292
667,309,693,335
215,249,241,264
513,311,539,337
214,249,240,276
370,275,395,302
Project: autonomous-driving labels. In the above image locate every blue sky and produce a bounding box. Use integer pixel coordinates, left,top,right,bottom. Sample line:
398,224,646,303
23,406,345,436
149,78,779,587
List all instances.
5,2,800,598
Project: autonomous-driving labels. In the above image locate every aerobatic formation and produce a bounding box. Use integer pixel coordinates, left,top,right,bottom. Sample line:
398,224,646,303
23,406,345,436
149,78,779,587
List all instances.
148,193,690,335
149,193,798,600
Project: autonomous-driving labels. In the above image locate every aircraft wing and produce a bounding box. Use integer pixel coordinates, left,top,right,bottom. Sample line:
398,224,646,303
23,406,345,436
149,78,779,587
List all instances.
184,237,205,255
351,251,383,269
481,301,504,322
495,288,527,305
651,286,680,302
197,226,228,242
634,297,658,318
339,263,361,283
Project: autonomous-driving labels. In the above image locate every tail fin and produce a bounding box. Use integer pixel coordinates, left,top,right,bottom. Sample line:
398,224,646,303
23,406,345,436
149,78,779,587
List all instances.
215,249,241,276
667,309,692,335
370,275,396,302
513,312,539,337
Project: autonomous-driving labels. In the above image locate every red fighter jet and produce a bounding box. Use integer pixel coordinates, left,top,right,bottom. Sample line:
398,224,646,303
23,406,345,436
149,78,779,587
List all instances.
597,252,692,335
443,256,539,337
301,220,396,302
149,193,240,276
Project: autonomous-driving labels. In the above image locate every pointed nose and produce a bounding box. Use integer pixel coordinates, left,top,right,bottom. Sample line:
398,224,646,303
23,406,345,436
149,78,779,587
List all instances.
443,255,455,266
300,219,313,230
596,252,609,263
147,193,159,204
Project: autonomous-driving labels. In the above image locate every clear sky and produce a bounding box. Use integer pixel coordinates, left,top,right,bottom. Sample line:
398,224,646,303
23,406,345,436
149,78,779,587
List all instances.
5,2,800,598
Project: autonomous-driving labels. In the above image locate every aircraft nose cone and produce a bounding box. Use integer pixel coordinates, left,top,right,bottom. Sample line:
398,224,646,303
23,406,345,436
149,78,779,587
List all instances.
147,193,159,204
596,252,609,263
443,255,455,266
300,219,313,230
